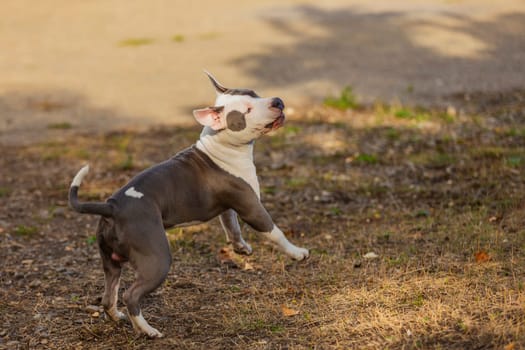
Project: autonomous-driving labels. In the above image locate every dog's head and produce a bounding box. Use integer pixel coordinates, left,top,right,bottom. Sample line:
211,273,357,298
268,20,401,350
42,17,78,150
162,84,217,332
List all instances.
193,72,285,144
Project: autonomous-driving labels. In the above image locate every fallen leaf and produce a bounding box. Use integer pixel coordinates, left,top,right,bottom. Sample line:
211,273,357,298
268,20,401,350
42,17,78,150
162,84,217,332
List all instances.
504,342,515,350
217,247,245,269
281,305,299,317
243,261,254,271
217,247,237,267
488,216,498,223
475,251,490,263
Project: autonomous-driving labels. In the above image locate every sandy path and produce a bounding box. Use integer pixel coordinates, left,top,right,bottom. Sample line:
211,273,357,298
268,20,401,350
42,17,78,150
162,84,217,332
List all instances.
1,0,524,144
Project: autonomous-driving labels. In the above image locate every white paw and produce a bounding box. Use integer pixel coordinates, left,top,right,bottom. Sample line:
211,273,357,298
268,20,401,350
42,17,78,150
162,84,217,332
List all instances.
144,327,164,338
287,246,309,261
129,312,164,338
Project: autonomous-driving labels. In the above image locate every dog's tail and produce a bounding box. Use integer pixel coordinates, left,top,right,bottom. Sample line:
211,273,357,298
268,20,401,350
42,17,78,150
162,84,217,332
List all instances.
68,165,114,217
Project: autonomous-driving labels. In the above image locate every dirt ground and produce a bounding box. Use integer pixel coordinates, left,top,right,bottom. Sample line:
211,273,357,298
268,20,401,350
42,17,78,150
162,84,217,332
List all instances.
1,89,525,349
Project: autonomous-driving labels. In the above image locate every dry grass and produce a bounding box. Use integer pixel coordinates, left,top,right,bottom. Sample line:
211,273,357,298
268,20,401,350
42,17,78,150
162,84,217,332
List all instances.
1,90,524,349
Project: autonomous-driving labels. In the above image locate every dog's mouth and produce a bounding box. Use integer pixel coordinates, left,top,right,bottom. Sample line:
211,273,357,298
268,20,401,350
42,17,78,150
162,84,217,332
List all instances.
264,111,285,131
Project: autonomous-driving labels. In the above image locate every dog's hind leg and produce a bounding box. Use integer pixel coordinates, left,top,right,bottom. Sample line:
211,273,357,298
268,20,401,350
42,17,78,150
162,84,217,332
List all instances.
124,254,171,338
97,218,126,322
219,209,252,255
123,227,171,338
100,253,126,321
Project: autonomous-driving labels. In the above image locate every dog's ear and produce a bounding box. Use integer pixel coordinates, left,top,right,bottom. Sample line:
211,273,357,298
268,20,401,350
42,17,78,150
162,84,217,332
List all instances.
193,106,225,130
204,70,228,94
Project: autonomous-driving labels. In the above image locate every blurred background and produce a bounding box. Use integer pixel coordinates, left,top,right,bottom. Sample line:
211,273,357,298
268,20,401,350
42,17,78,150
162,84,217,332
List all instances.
1,0,524,144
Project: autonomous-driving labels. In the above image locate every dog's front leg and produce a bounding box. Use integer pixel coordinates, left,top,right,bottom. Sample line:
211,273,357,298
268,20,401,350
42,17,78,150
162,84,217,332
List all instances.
219,209,252,255
232,198,309,261
262,225,309,261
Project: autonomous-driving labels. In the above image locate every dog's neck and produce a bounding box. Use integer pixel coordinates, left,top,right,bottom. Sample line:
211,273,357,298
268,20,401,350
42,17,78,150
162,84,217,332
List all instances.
196,128,260,198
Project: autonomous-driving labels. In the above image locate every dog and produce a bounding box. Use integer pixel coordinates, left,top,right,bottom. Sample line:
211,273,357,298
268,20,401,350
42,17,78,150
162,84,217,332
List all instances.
68,72,309,338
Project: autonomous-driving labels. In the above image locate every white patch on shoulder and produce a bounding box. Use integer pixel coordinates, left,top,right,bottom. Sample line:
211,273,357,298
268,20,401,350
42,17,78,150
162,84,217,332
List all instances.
125,187,144,199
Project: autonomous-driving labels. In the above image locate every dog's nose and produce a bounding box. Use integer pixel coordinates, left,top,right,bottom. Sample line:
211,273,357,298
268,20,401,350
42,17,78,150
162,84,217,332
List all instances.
271,97,285,110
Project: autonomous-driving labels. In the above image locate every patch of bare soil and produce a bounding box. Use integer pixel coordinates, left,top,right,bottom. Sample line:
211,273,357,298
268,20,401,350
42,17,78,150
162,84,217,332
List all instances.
1,90,524,349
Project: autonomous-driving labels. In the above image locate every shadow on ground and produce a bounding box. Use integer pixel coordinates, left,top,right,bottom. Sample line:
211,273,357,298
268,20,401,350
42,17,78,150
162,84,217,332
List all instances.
234,6,525,105
0,89,174,145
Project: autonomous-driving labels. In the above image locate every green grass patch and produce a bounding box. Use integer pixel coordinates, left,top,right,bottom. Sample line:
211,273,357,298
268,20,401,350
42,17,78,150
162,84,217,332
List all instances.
387,253,409,267
243,319,284,334
74,148,90,160
285,177,308,189
117,154,135,170
330,206,342,216
393,107,430,121
37,142,72,161
505,155,523,167
166,227,184,237
0,187,10,197
13,225,38,237
118,38,155,47
105,133,132,151
414,209,430,218
171,34,185,43
506,127,525,137
324,86,359,110
47,122,73,130
411,293,425,307
354,153,379,165
378,232,391,243
410,152,456,168
86,235,97,245
283,125,302,135
456,319,468,333
43,150,64,161
385,127,401,140
471,146,506,159
262,186,276,195
438,112,456,123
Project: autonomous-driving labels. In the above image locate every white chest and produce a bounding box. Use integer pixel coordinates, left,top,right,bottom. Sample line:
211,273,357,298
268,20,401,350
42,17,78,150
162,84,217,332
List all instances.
196,138,261,198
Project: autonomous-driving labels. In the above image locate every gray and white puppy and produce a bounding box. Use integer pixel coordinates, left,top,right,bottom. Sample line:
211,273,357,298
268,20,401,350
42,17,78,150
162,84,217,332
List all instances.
68,73,309,338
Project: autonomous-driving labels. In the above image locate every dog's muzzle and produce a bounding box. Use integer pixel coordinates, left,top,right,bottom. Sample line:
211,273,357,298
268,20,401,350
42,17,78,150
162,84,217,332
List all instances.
266,97,286,131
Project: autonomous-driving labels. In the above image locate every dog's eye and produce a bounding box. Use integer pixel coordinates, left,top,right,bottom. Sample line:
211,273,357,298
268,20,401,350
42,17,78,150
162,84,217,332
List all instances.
246,107,252,114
